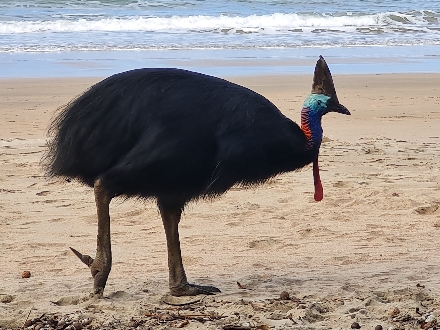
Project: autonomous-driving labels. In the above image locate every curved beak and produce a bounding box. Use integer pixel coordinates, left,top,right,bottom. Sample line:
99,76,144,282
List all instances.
326,98,350,115
331,103,350,115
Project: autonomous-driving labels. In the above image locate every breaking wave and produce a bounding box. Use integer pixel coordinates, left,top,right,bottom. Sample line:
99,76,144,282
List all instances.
1,11,439,34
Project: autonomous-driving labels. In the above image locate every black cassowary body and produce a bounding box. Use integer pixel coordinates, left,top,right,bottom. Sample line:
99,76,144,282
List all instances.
43,56,350,297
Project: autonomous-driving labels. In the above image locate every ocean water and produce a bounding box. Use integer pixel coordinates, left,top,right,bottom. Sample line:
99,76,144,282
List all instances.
1,0,440,77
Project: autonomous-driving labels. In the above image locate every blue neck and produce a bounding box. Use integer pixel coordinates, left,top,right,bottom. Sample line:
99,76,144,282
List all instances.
301,106,323,150
301,94,329,150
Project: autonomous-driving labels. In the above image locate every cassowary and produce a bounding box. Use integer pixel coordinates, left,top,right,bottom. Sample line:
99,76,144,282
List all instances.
43,56,350,297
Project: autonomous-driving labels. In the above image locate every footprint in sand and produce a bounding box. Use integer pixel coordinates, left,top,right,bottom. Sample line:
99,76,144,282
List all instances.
415,204,439,215
49,217,64,223
0,294,13,303
245,202,260,210
51,296,81,306
249,238,279,249
107,290,131,299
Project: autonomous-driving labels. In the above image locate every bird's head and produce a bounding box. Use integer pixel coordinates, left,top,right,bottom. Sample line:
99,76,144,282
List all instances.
303,93,350,119
301,56,350,202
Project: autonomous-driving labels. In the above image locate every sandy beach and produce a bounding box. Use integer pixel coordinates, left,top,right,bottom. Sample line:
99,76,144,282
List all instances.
1,73,440,329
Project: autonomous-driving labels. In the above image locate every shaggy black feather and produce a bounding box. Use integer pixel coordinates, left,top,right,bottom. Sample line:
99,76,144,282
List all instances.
43,68,317,207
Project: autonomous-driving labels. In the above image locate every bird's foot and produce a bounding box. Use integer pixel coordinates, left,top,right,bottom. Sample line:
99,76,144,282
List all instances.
88,288,104,300
70,247,110,298
170,283,221,296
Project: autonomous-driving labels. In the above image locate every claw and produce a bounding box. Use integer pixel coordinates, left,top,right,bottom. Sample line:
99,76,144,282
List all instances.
171,283,221,297
193,284,221,295
70,247,94,267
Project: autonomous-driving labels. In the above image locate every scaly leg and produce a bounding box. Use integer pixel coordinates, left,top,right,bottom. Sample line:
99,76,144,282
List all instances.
70,178,112,297
158,201,220,296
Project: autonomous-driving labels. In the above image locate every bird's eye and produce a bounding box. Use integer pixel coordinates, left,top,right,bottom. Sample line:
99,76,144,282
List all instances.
317,100,322,106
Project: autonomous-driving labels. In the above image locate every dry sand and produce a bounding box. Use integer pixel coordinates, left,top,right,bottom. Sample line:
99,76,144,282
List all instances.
1,73,440,329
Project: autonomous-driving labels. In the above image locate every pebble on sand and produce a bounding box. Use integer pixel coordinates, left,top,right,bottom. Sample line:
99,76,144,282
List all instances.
22,270,31,278
280,291,290,300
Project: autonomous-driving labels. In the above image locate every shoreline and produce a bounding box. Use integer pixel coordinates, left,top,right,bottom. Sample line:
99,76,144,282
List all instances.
1,45,440,79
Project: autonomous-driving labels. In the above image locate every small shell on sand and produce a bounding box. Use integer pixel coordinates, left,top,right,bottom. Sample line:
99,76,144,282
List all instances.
22,270,31,278
389,307,400,317
425,314,436,323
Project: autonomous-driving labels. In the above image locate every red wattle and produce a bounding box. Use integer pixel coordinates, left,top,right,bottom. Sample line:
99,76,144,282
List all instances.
314,181,323,202
313,158,323,202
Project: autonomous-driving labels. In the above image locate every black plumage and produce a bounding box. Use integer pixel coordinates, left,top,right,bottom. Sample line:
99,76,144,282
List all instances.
46,68,314,205
43,56,349,297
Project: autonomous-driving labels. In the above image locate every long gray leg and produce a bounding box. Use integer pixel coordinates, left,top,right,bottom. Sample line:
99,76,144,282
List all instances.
70,178,112,296
158,201,220,296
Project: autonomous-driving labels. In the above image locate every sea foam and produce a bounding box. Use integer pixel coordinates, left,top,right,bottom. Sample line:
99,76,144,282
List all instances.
0,11,437,34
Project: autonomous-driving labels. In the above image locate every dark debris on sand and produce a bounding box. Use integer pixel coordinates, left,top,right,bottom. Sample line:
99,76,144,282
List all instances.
1,286,439,330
